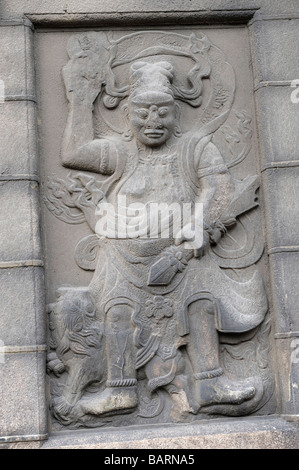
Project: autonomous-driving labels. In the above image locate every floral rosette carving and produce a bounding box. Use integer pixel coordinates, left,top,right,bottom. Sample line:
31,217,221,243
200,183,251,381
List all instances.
145,296,174,325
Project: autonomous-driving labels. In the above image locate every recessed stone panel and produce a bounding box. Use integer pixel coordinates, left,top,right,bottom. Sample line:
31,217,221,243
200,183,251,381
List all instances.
1,0,299,449
34,25,275,431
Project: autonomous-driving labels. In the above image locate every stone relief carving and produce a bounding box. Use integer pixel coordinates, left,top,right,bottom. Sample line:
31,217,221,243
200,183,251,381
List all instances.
44,31,274,429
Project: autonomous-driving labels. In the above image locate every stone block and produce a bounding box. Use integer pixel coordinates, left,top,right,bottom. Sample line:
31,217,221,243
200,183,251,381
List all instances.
0,441,42,449
0,266,45,346
0,351,47,439
1,0,298,18
1,0,207,17
41,416,299,449
1,0,299,446
0,23,35,98
262,167,299,250
210,0,299,14
66,0,208,13
0,100,38,176
1,1,68,16
0,180,42,263
252,18,299,82
256,86,299,166
259,0,299,14
268,251,299,334
274,337,299,417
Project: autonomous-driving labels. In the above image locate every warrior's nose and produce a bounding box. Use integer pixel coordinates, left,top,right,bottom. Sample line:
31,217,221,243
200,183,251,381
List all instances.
146,112,162,129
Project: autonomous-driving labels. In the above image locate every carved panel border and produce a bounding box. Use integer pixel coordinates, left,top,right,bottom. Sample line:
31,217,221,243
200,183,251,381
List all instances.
0,2,298,445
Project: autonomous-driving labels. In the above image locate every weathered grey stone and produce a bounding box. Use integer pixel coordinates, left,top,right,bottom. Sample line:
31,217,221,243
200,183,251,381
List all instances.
273,338,299,417
263,168,299,249
22,9,258,28
38,28,272,430
0,2,68,17
0,351,47,440
41,416,299,449
251,19,299,83
0,440,42,449
0,266,45,346
0,0,299,450
255,86,299,166
66,0,210,13
1,0,298,18
0,180,42,263
257,0,299,14
0,101,38,176
268,252,299,334
0,23,35,98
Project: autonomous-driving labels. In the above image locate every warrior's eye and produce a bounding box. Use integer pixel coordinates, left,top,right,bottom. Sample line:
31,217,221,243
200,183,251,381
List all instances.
135,109,149,119
158,107,169,117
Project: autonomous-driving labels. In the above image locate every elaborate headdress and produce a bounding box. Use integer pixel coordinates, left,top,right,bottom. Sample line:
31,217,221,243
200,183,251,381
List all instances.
66,30,235,136
128,61,175,102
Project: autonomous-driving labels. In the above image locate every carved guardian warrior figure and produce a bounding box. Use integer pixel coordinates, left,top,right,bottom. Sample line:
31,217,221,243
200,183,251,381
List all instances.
45,31,269,424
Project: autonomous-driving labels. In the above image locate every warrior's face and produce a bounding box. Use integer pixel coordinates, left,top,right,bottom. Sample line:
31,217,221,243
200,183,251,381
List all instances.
129,91,177,147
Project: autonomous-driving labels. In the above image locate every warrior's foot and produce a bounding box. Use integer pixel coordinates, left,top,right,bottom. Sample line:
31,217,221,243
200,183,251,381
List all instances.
80,386,138,416
196,372,256,408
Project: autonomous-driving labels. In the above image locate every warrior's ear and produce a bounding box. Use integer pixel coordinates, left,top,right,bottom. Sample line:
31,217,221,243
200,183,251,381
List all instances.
174,102,182,137
175,101,181,121
121,103,133,141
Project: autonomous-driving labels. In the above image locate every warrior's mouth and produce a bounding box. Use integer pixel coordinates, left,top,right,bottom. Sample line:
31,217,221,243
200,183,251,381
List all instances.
144,129,164,137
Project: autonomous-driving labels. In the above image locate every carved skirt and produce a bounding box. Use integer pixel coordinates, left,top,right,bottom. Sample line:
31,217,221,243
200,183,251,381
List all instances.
88,237,268,337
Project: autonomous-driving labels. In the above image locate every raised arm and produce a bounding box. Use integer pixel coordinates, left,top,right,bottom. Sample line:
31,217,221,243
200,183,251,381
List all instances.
61,51,117,175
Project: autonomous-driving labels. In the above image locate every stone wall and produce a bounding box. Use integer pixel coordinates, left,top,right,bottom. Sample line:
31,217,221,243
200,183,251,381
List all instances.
0,0,298,449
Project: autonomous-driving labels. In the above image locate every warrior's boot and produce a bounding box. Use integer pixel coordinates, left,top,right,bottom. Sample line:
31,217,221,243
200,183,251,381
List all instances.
80,302,138,416
187,299,256,408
